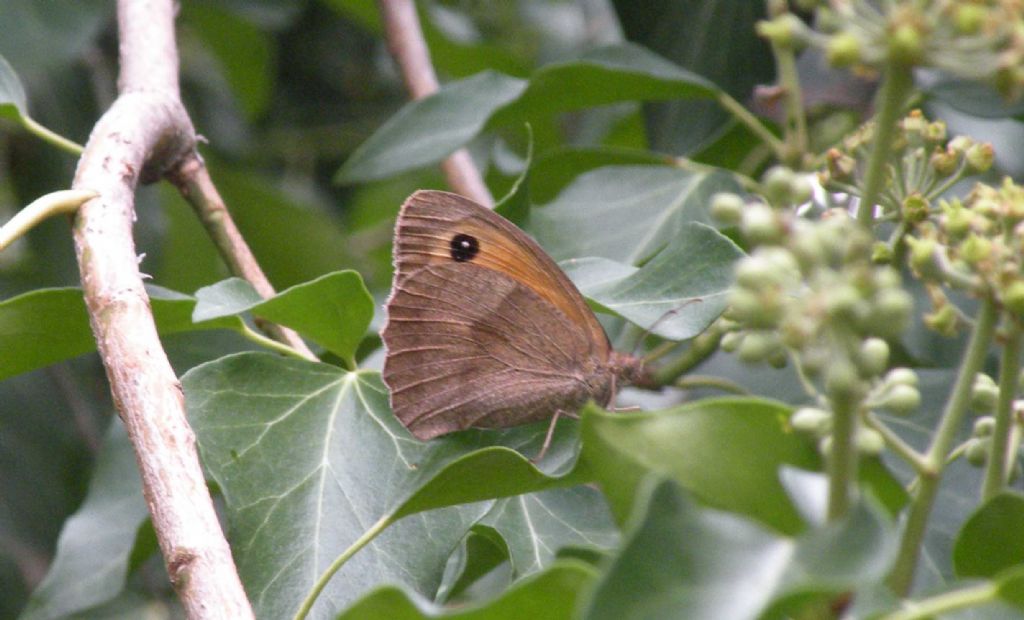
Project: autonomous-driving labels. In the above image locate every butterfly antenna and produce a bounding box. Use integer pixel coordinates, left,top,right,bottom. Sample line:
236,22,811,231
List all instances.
628,298,703,359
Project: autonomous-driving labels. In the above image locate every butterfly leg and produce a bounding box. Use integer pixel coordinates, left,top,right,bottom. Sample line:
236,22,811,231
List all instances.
532,409,579,463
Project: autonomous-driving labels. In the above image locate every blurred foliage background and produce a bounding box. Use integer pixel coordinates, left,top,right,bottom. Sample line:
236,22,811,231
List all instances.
4,0,1024,617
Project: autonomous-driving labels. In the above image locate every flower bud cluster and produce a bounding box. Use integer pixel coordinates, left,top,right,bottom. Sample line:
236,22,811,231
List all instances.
799,0,1024,100
819,110,993,218
716,169,914,389
905,177,1024,326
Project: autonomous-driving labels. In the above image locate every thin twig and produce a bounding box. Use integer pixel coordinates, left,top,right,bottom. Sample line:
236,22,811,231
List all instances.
70,0,253,616
377,0,493,207
167,154,317,360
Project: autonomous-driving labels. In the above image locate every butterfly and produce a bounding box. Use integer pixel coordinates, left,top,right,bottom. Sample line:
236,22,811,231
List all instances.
382,190,644,441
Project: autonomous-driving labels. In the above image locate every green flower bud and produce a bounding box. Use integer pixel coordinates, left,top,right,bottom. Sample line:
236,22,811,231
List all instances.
882,384,921,415
907,236,939,277
763,166,797,206
741,204,783,245
755,14,805,49
1003,281,1024,317
889,22,924,65
925,121,947,144
948,135,973,154
885,367,919,387
954,4,986,34
825,148,857,183
971,373,999,413
728,288,778,327
924,303,960,337
827,32,862,67
856,428,885,456
738,331,778,364
901,110,927,138
826,359,863,401
973,416,996,438
870,289,913,338
711,192,745,226
857,338,890,376
801,347,828,378
965,437,990,467
930,148,959,177
791,407,832,434
965,143,995,173
961,233,993,266
825,284,861,322
721,331,743,353
872,241,894,264
902,194,930,222
943,206,973,239
973,199,1001,220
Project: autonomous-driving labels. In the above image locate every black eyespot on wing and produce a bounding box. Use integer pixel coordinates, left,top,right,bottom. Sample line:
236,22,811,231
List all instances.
450,233,480,262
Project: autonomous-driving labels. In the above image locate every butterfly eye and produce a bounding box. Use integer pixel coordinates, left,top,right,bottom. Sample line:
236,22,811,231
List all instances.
449,233,480,262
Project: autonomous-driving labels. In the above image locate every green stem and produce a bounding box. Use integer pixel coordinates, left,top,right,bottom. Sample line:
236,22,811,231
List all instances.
863,411,929,474
857,62,914,226
982,320,1022,500
887,298,998,595
0,189,97,251
21,115,84,155
652,323,724,386
674,375,749,395
877,581,998,620
773,38,808,167
826,388,857,520
239,324,310,360
716,92,787,158
292,514,394,620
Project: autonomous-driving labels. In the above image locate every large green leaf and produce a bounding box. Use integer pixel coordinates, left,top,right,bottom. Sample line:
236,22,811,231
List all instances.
531,166,740,264
336,560,598,620
580,478,896,620
528,147,668,204
476,487,618,578
336,72,527,183
194,271,374,365
0,54,27,121
184,353,607,618
0,286,240,381
613,0,773,155
954,493,1024,579
19,422,147,620
580,398,819,534
336,44,717,183
567,223,742,341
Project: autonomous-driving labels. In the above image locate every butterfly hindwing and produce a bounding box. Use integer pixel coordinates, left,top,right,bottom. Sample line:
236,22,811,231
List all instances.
382,262,612,440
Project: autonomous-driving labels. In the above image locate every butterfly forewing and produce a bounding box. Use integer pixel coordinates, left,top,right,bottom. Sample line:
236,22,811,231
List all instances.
392,190,610,358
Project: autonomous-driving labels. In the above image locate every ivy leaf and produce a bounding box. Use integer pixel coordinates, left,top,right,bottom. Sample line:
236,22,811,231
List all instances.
19,423,147,620
194,271,374,365
336,44,717,183
567,223,743,341
184,353,604,617
581,478,896,620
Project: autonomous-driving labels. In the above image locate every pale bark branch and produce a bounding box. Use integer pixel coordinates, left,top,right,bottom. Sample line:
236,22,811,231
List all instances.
70,0,253,616
377,0,494,207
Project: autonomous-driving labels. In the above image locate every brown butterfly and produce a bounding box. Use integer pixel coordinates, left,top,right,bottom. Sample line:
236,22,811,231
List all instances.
382,190,644,441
